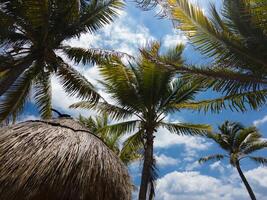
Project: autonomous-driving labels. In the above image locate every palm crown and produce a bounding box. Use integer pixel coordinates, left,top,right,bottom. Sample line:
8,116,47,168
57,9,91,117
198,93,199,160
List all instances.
0,0,124,121
200,121,267,166
199,121,267,200
71,42,212,199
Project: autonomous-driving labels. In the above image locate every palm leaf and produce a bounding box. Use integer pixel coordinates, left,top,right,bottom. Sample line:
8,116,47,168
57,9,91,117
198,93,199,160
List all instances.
63,0,124,39
237,127,261,149
70,101,136,120
242,141,267,154
105,120,141,137
0,55,34,96
0,66,39,122
34,71,52,119
159,121,211,136
174,89,267,113
120,129,143,164
56,62,100,102
167,0,267,68
62,46,132,65
198,154,225,164
249,156,267,165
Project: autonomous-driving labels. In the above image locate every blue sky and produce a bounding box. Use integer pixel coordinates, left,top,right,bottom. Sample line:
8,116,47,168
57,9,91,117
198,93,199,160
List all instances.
21,0,267,199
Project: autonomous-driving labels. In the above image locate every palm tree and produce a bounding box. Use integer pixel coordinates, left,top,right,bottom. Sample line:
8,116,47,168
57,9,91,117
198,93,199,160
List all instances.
71,42,213,200
146,0,267,101
199,121,267,200
78,113,141,164
0,0,124,122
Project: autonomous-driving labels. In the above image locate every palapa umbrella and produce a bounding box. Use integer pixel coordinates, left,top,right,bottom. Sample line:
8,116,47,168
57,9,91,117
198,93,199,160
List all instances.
0,117,132,200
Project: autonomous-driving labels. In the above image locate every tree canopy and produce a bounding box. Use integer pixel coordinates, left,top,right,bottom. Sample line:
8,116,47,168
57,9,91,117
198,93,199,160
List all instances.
0,0,124,122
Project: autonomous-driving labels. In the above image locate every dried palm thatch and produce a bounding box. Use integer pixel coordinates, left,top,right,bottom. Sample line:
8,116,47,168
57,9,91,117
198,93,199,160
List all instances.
0,118,131,200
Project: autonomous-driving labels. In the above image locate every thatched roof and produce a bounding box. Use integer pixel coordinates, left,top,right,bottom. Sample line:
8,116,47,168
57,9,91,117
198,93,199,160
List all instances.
0,118,131,200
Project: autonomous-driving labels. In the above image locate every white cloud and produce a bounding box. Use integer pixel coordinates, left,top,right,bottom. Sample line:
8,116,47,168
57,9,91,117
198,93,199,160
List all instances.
155,154,180,167
253,115,267,127
245,167,267,191
162,31,187,48
156,171,246,200
153,166,267,200
184,160,201,171
209,161,225,174
66,11,154,56
154,127,211,151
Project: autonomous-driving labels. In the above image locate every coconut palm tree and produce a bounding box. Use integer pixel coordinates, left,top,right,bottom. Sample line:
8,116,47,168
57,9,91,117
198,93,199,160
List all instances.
0,0,125,122
70,42,214,200
199,121,267,200
148,0,267,100
78,113,141,164
0,117,132,200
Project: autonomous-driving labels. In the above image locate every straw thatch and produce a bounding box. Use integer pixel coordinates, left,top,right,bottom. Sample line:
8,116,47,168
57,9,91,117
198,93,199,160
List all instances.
0,118,132,200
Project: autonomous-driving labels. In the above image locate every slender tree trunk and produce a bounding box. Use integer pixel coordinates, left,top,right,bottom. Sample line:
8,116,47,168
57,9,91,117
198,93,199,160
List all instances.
236,161,257,200
138,130,154,200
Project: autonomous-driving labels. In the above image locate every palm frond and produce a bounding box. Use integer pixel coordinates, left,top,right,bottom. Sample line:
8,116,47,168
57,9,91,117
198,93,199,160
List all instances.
159,121,211,136
206,132,231,152
64,0,124,39
34,71,52,119
180,65,266,94
249,156,267,165
159,78,203,112
99,60,144,112
237,127,261,148
70,101,135,121
167,0,267,69
78,115,98,133
105,120,141,138
198,154,225,164
174,89,267,113
0,56,34,96
135,0,159,10
242,141,267,154
56,62,100,103
62,46,132,65
0,66,39,122
120,129,143,164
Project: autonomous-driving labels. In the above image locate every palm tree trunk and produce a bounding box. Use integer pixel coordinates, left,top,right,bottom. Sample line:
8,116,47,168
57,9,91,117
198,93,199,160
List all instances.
236,161,257,200
138,130,154,200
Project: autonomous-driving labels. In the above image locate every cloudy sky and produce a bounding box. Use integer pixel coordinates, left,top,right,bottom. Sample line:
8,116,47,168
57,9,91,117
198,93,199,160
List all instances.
21,0,267,199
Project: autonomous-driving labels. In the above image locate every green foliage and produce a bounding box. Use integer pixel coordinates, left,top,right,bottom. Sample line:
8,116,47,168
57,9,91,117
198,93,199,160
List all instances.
167,0,267,71
198,154,225,164
141,43,267,113
71,42,212,199
78,114,141,164
200,121,267,167
199,121,267,199
148,0,267,108
0,0,124,122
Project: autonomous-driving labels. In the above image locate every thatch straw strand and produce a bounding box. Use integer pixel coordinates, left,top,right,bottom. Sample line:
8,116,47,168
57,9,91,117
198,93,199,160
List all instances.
0,118,131,200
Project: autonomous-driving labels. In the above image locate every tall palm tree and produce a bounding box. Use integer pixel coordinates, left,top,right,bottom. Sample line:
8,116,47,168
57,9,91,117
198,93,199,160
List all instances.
146,0,267,102
199,121,267,200
0,0,124,122
78,113,141,165
71,42,214,200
